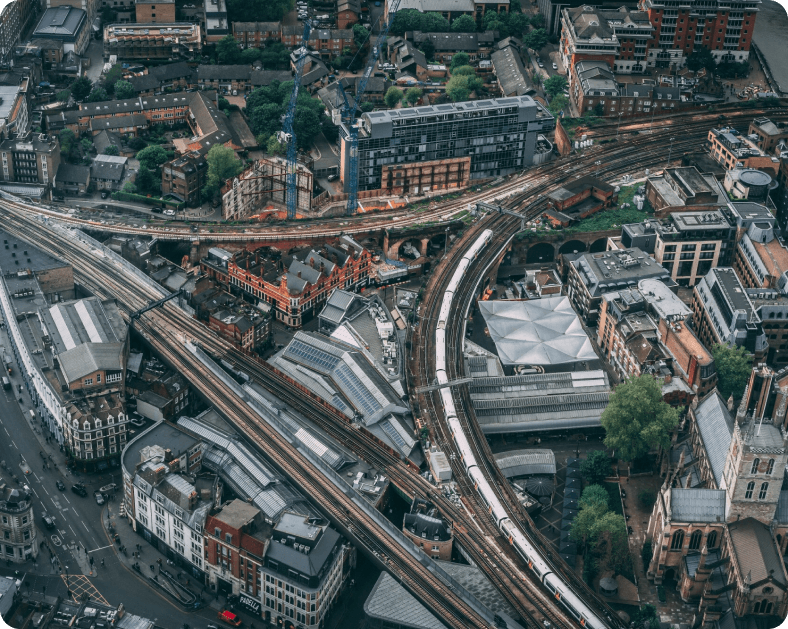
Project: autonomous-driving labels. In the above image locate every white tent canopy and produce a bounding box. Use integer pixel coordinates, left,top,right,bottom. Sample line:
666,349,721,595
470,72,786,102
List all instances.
478,297,597,366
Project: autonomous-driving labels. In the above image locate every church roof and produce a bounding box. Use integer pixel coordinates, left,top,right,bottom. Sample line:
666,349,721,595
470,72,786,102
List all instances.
728,518,787,586
670,488,726,523
694,390,734,487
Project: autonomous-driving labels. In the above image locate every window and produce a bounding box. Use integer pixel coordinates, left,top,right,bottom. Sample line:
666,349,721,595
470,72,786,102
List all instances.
670,529,684,550
84,378,93,386
746,481,755,499
689,529,702,550
759,482,769,500
767,459,775,475
751,458,760,474
707,530,718,549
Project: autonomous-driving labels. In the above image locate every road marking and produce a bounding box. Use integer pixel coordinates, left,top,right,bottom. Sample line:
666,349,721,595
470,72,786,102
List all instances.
69,525,76,536
3,428,8,436
32,473,39,481
42,486,49,495
89,545,112,553
12,440,17,448
82,521,90,533
63,496,70,504
31,488,38,498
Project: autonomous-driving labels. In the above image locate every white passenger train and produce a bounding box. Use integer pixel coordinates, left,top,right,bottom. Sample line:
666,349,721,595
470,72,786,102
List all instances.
433,228,607,628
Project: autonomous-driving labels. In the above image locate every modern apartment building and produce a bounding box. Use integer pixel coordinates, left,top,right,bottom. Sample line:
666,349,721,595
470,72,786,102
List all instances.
559,5,654,76
708,127,780,175
637,0,759,68
691,267,767,361
103,22,202,60
0,135,60,187
340,96,554,195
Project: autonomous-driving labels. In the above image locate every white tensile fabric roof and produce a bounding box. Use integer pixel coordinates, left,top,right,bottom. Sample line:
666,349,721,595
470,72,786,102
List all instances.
478,297,597,366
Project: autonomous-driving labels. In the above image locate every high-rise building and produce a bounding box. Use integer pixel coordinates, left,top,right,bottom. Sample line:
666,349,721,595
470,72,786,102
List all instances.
638,0,760,68
340,96,554,195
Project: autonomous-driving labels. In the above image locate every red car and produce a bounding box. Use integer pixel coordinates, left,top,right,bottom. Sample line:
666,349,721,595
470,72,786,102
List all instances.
217,611,241,627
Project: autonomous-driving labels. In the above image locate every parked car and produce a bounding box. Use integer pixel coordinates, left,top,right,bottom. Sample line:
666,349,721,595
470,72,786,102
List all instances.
150,206,164,214
163,209,175,216
42,513,56,529
100,191,109,199
71,484,87,497
218,610,242,627
56,480,66,491
327,174,339,181
537,60,544,67
552,62,558,70
94,492,105,505
99,483,118,493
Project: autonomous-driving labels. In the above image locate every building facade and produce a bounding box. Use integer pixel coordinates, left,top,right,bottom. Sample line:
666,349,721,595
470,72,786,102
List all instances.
341,96,554,194
0,135,60,187
0,485,37,564
707,127,779,175
103,22,202,60
33,6,90,55
135,0,175,23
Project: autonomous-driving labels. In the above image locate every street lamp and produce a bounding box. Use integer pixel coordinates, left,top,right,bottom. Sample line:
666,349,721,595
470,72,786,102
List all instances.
65,566,70,599
667,137,676,167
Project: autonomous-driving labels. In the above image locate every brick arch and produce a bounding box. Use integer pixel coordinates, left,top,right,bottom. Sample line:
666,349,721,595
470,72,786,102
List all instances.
589,237,608,253
559,239,588,255
525,242,556,264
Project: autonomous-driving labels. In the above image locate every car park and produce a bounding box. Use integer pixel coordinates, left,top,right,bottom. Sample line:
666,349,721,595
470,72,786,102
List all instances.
94,492,105,505
56,480,66,491
71,483,87,497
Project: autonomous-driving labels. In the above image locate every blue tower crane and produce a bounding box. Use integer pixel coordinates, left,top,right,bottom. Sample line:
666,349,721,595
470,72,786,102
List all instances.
338,0,402,216
278,19,312,220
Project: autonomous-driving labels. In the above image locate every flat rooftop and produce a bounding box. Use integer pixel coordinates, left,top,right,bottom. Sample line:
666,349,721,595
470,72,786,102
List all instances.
709,267,754,314
0,230,70,274
121,421,200,475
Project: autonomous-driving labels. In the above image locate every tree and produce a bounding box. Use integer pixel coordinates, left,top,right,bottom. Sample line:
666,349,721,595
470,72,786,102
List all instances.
385,86,404,108
638,490,656,510
102,64,123,94
419,39,435,61
352,23,369,48
531,72,542,86
135,165,158,196
451,14,477,32
293,108,321,150
114,80,135,99
421,12,450,32
530,13,545,29
711,344,752,402
544,75,568,99
360,101,375,112
218,97,231,110
601,375,680,462
450,52,470,70
266,135,286,155
548,93,568,116
206,144,243,192
507,12,530,37
580,451,611,485
579,484,609,512
241,47,262,64
104,145,120,156
59,129,78,162
259,42,290,70
390,9,425,36
136,145,169,171
452,65,476,76
591,512,630,575
686,46,716,74
80,137,94,154
404,87,423,106
70,76,93,101
446,75,471,102
226,0,291,23
56,89,71,103
128,136,147,151
216,34,242,64
86,87,108,103
525,28,548,51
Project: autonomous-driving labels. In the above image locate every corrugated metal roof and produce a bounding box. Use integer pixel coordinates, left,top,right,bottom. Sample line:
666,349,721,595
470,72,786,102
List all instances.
694,391,733,487
670,488,726,523
494,449,556,477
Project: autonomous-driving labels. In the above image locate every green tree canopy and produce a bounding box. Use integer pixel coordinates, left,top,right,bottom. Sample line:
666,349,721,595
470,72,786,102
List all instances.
579,483,609,512
135,165,159,196
547,93,568,116
217,35,242,64
136,145,169,171
686,46,716,73
56,89,71,103
571,485,631,576
70,76,93,101
103,145,120,156
601,375,680,462
352,23,369,48
450,52,470,70
114,80,135,100
86,87,108,103
102,64,123,94
360,101,375,112
259,42,291,70
419,39,435,61
446,75,471,102
266,135,286,155
525,28,548,51
421,12,450,32
206,144,243,193
544,74,568,99
452,65,476,76
451,14,477,32
385,86,404,108
580,451,611,485
529,13,545,28
390,9,450,35
128,136,146,151
59,129,78,162
404,87,423,106
507,12,530,37
711,344,752,402
241,47,262,64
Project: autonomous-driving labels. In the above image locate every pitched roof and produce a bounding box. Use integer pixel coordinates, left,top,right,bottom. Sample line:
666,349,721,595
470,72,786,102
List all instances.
693,390,734,487
89,113,148,131
404,513,451,541
198,64,252,81
728,518,787,586
250,70,292,86
55,163,90,184
669,488,726,523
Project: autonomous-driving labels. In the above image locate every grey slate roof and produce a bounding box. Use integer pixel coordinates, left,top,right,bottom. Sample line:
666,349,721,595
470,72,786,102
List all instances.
364,571,446,629
694,390,734,487
250,70,292,86
728,518,787,586
670,488,726,523
34,6,86,38
404,513,451,541
266,525,341,577
55,163,90,185
197,64,252,81
491,44,532,97
494,449,556,477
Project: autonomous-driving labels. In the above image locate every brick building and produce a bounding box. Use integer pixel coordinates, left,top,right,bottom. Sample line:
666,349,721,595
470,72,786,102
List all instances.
162,152,207,207
219,237,371,328
0,134,60,188
128,61,197,95
637,0,759,69
707,127,780,176
231,21,281,47
135,0,175,23
545,175,617,224
642,166,724,214
337,0,361,29
208,305,270,351
749,117,788,154
402,502,453,561
204,502,350,629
